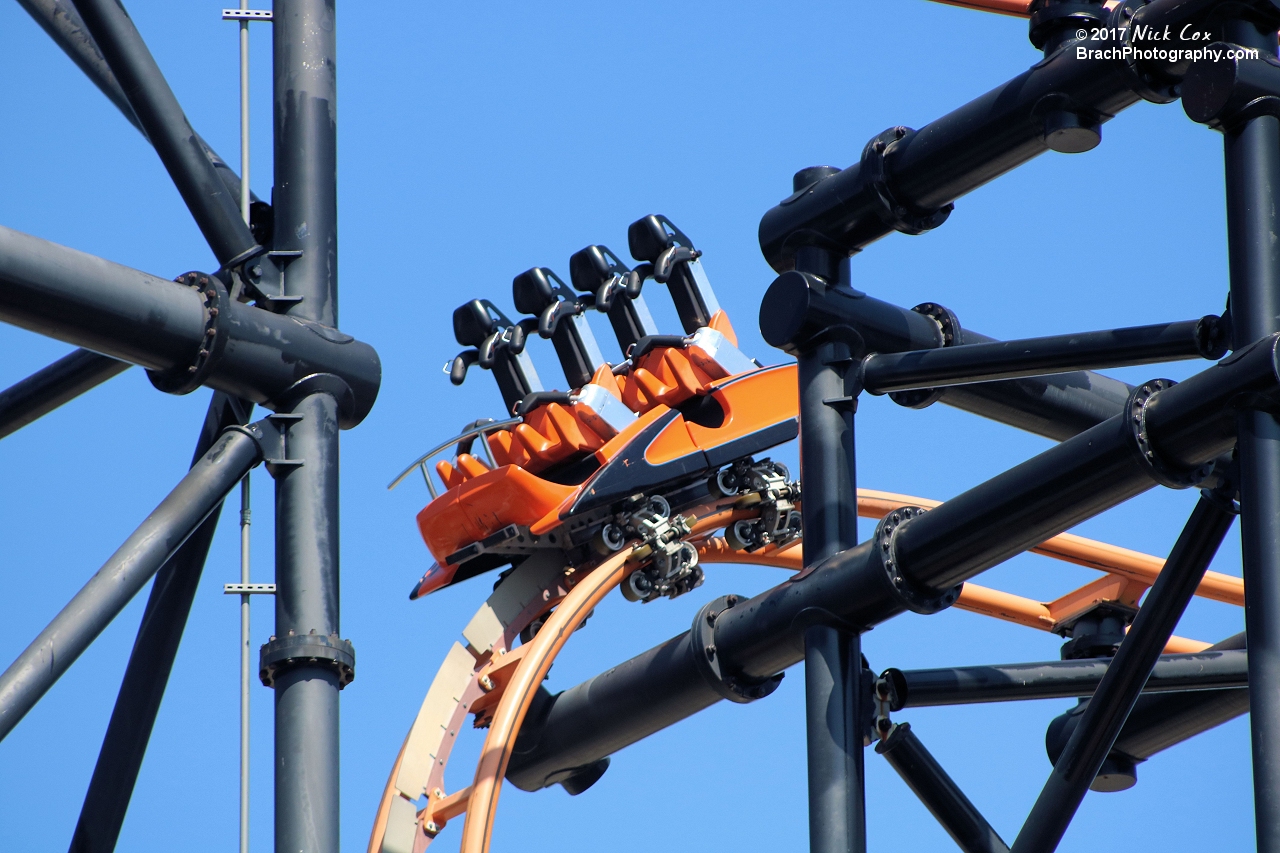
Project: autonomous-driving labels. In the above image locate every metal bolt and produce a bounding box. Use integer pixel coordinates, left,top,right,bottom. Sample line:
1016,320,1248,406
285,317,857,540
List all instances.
478,675,495,692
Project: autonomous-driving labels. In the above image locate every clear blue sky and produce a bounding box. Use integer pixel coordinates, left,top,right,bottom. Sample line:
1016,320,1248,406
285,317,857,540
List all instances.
0,2,1253,851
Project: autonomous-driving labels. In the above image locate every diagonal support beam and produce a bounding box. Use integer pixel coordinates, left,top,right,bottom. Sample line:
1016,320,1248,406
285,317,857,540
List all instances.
1010,494,1237,853
67,392,251,853
68,0,261,267
0,416,266,742
0,349,128,440
876,722,1009,853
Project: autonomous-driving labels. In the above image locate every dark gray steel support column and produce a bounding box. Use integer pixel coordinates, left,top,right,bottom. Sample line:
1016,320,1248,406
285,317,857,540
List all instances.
271,394,342,853
804,624,865,853
1220,26,1280,853
0,349,128,439
788,235,865,853
1011,495,1236,853
0,424,263,742
68,393,251,853
272,0,338,328
875,723,1008,853
69,0,261,266
271,4,344,853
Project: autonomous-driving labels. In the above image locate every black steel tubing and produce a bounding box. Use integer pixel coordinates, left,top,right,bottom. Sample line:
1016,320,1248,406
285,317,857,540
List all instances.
1010,495,1235,853
507,340,1280,790
0,349,128,439
0,225,380,427
1182,27,1280,853
69,0,260,267
1082,635,1253,767
756,0,1251,271
68,393,250,853
1043,633,1249,763
1115,687,1250,760
804,624,866,853
788,247,868,853
862,319,1217,394
876,723,1009,853
759,271,1134,443
0,423,263,742
886,648,1249,708
885,336,1273,593
271,5,343,853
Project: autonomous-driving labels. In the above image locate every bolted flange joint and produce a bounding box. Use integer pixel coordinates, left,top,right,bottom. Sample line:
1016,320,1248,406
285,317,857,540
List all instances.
1125,379,1216,489
259,631,355,689
690,595,784,704
148,272,228,395
875,507,962,615
860,127,954,236
142,269,379,428
887,302,964,410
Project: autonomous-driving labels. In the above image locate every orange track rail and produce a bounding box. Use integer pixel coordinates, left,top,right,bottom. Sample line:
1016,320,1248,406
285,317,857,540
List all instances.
925,0,1032,17
386,488,1242,853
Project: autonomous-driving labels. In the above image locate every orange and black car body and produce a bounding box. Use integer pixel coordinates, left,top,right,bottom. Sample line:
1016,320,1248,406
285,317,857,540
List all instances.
409,352,798,600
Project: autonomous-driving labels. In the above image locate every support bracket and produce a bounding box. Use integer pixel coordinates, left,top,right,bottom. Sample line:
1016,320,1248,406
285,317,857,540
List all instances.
229,412,306,478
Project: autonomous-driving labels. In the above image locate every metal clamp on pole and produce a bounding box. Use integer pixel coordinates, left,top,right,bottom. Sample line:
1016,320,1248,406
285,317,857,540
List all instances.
230,412,306,478
690,595,784,703
259,632,355,689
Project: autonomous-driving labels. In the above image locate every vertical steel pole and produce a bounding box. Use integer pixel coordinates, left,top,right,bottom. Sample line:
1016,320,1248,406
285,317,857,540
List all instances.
792,205,865,852
239,476,251,853
68,394,251,853
237,9,252,853
271,3,343,853
239,1,251,226
1221,21,1280,853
